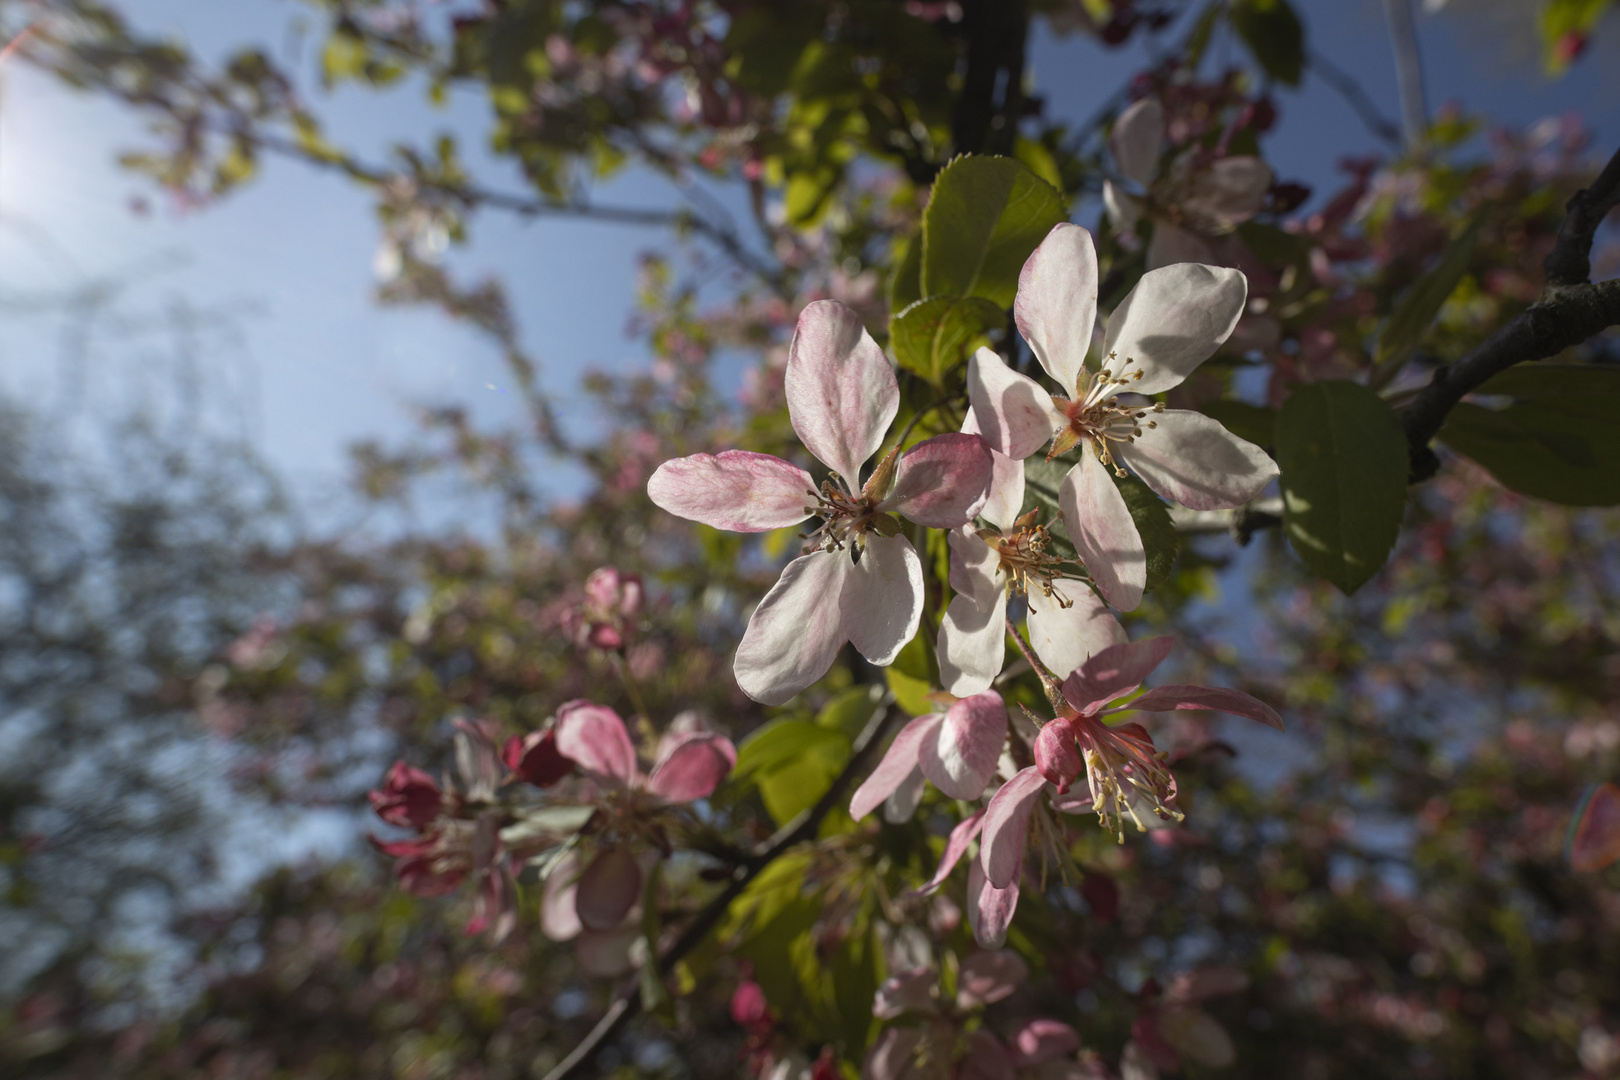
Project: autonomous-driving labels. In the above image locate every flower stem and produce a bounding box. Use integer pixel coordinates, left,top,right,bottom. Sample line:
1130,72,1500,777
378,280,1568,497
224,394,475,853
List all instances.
1005,613,1066,714
610,652,652,722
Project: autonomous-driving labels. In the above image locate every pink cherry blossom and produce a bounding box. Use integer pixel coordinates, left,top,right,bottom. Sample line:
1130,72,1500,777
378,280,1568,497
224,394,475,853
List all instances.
502,728,574,788
561,565,644,651
849,691,1010,822
649,300,994,704
368,761,445,829
969,223,1278,610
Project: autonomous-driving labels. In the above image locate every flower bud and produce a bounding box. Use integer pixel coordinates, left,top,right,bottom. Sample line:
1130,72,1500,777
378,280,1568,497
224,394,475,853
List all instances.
730,980,769,1026
1033,718,1083,792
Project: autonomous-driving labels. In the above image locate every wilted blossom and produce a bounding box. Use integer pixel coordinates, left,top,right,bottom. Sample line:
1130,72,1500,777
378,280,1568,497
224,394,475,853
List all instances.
864,951,1085,1080
969,223,1276,610
1103,96,1273,269
537,701,736,967
968,639,1281,946
649,299,993,703
561,566,644,651
850,691,1010,823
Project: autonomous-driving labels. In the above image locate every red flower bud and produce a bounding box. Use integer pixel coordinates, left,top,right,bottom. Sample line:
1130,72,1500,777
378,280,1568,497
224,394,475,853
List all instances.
503,730,575,788
1033,718,1083,792
368,761,443,830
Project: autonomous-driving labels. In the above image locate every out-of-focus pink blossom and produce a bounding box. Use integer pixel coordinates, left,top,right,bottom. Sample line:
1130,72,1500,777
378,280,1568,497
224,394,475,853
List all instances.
368,761,444,829
561,566,644,651
502,729,575,788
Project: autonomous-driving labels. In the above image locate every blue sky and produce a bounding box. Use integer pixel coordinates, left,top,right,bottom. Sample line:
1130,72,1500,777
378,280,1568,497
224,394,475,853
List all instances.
0,0,1614,504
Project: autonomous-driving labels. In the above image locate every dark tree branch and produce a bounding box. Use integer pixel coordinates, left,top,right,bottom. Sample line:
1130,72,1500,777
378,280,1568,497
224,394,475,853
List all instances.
539,704,899,1080
1544,142,1620,289
951,0,1028,157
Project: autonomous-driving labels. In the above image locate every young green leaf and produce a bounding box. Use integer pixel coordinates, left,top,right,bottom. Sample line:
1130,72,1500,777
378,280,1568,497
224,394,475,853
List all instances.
889,296,1005,386
1113,472,1181,595
921,156,1067,308
1276,381,1408,593
1230,0,1306,86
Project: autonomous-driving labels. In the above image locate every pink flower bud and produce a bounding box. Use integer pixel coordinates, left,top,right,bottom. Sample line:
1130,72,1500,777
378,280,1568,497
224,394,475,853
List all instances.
730,980,769,1026
1034,718,1083,792
502,730,575,788
368,761,444,830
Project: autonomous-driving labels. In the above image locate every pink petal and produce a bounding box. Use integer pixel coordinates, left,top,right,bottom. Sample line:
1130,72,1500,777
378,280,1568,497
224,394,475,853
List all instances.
864,1027,924,1080
1060,452,1146,612
574,846,642,931
734,551,854,706
1111,97,1164,187
968,854,1021,949
1102,263,1247,396
981,766,1047,889
919,691,1008,799
911,808,986,897
873,966,937,1019
842,533,924,667
1572,783,1620,872
647,732,738,802
554,701,639,784
1014,223,1099,397
540,853,583,941
1061,636,1175,715
962,411,1028,532
1014,1019,1083,1067
960,1030,1018,1080
785,299,898,483
956,948,1029,1008
885,764,928,823
850,714,943,821
1034,717,1083,790
1115,410,1277,511
1117,684,1284,730
646,450,814,532
881,433,994,528
575,925,641,977
968,348,1064,460
937,584,1010,698
1026,582,1128,689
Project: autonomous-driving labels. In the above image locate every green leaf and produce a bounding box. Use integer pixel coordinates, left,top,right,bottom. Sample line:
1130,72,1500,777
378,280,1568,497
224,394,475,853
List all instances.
831,911,884,1057
1436,365,1620,506
1372,211,1486,389
887,629,938,716
1539,0,1613,74
1275,381,1408,593
1113,472,1181,595
736,720,851,826
1181,1,1223,68
889,232,923,316
1230,0,1305,86
1018,456,1076,559
1197,400,1276,450
734,719,849,784
889,296,1005,386
817,685,887,742
921,156,1067,308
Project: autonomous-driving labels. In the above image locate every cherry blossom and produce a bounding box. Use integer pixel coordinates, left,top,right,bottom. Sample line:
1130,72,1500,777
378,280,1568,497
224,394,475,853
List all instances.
849,691,1010,822
1103,96,1273,269
560,565,644,651
969,223,1277,610
649,299,994,704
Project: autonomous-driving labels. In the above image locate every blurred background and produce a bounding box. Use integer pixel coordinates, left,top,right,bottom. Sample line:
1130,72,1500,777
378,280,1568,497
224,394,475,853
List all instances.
2,1,1620,1078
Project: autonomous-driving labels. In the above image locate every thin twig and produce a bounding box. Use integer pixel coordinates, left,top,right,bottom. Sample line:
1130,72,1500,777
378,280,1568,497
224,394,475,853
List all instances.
1307,49,1404,150
539,704,899,1080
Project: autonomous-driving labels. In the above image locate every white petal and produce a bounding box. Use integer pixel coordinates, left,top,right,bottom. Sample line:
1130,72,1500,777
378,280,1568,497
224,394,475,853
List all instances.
1014,223,1098,397
963,412,1027,532
920,691,1009,799
1183,156,1272,228
938,586,1010,697
1145,221,1215,271
967,348,1064,460
1115,409,1278,510
884,764,928,823
647,451,814,532
946,525,1004,604
1102,263,1247,396
1103,180,1142,233
1026,581,1128,683
1111,97,1164,187
1059,453,1145,612
841,534,924,667
734,552,853,705
785,300,898,483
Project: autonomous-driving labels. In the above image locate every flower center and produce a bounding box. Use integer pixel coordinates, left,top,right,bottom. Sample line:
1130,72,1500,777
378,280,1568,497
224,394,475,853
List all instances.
800,478,899,555
1052,352,1164,475
1071,713,1183,842
981,510,1075,608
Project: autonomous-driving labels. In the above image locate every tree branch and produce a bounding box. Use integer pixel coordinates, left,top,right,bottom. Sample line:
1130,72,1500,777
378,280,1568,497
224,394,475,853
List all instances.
540,704,899,1080
1307,49,1404,150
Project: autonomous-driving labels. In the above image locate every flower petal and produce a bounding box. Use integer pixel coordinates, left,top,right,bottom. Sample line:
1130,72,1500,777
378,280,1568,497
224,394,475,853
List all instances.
1103,179,1142,233
1014,223,1099,397
956,948,1029,1008
575,925,641,977
1146,221,1215,270
647,450,814,532
1184,156,1272,228
1117,684,1284,730
920,691,1008,799
540,852,583,941
1102,263,1247,396
947,524,1005,604
961,411,1028,532
1060,452,1146,612
968,348,1064,460
1572,783,1620,873
982,766,1047,889
937,585,1010,698
647,732,739,801
554,701,639,784
881,432,994,528
574,846,642,931
968,852,1022,949
785,299,898,482
1014,1019,1083,1067
1112,97,1164,187
961,1030,1018,1080
842,534,924,667
1026,581,1128,689
735,551,853,705
885,764,929,824
873,967,937,1019
1158,1007,1235,1069
850,714,943,821
1115,410,1277,510
864,1028,924,1080
911,808,986,897
1061,636,1175,715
